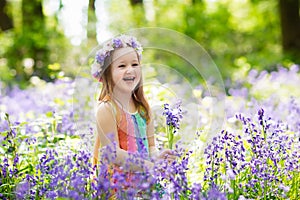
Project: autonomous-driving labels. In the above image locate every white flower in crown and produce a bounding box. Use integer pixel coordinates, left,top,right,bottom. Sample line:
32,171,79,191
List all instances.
103,41,114,52
91,35,143,81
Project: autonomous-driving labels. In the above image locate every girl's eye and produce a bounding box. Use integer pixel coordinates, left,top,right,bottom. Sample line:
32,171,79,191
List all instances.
118,64,126,68
132,63,139,67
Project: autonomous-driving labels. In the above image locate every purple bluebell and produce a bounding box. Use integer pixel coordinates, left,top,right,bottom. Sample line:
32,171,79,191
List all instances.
113,38,123,48
163,102,183,130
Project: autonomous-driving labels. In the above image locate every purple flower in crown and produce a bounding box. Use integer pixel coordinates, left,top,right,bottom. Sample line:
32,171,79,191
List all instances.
95,52,107,64
130,39,138,48
91,34,143,81
113,38,123,48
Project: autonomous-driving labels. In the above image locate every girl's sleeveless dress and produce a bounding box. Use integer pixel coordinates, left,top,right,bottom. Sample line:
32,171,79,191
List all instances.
117,104,150,157
100,97,151,199
100,95,150,156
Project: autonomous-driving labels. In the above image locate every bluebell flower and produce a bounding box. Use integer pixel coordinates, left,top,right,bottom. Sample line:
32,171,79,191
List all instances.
163,101,183,149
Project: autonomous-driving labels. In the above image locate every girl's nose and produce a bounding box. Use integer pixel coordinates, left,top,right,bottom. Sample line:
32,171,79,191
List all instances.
125,65,134,73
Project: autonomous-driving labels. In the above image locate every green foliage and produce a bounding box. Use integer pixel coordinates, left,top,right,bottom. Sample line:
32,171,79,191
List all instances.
0,0,70,88
106,0,290,82
1,0,299,89
0,112,81,197
181,0,283,78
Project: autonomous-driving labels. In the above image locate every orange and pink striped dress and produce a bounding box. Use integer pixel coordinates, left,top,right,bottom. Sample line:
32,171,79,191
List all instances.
101,95,150,158
117,103,150,158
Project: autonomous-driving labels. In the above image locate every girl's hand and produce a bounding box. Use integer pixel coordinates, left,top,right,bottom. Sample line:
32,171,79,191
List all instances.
157,149,176,164
152,150,177,179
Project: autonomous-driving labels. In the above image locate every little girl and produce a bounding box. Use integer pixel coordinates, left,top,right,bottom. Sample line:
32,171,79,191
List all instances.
92,35,175,177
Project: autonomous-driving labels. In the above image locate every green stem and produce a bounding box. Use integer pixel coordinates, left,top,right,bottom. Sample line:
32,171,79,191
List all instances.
167,125,174,150
293,171,299,198
232,179,236,199
171,192,174,199
169,127,174,150
263,178,267,200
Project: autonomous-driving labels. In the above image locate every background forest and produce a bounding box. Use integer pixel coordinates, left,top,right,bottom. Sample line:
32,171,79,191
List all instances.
0,0,299,88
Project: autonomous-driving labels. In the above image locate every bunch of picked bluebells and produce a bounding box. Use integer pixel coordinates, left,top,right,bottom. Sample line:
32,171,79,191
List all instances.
163,101,183,149
91,34,143,81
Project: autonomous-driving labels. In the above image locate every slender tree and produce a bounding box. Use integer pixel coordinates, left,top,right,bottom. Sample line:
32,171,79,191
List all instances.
87,0,96,39
5,0,52,86
279,0,300,61
192,0,203,4
0,0,13,31
21,0,50,80
89,0,95,10
129,0,143,6
129,0,146,26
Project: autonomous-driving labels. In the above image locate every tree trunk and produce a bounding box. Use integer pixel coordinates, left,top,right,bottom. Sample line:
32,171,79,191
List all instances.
129,0,143,6
89,0,95,10
129,0,145,26
87,0,96,38
0,0,13,31
21,0,50,81
279,0,300,61
192,0,203,4
22,0,44,26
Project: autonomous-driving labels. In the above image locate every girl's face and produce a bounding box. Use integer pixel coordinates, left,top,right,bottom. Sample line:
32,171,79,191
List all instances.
110,47,142,95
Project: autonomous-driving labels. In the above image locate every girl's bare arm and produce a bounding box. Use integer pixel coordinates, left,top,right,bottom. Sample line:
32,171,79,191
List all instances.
93,102,154,172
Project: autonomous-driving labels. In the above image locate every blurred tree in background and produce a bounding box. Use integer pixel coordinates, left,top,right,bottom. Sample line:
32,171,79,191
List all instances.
279,0,300,62
10,0,49,83
0,0,69,88
0,0,13,31
0,0,299,88
110,0,299,80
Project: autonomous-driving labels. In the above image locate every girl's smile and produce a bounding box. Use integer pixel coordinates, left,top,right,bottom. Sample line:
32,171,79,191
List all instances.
123,76,135,81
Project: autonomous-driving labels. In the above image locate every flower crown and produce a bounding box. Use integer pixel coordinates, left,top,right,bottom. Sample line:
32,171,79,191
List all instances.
91,34,143,81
